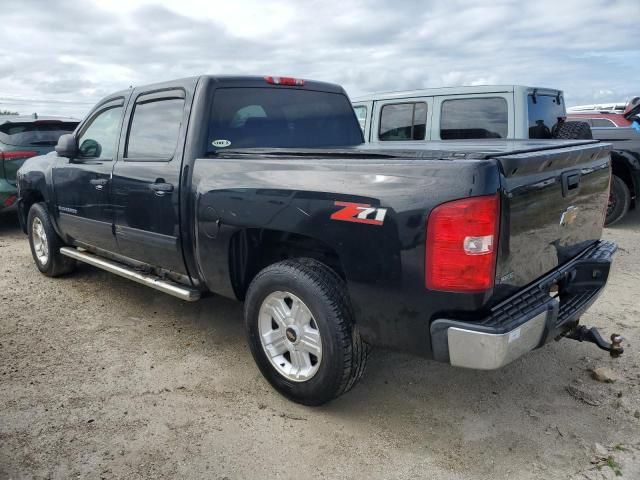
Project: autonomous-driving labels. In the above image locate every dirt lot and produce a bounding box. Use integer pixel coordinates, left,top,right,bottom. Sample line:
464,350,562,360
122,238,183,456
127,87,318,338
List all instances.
1,211,638,480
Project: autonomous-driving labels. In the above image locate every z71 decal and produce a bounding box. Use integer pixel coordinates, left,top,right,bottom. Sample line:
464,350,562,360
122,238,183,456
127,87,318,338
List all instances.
330,201,388,226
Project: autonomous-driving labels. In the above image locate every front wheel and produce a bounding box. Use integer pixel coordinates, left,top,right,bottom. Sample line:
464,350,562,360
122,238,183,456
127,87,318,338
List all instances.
244,259,368,406
27,203,76,277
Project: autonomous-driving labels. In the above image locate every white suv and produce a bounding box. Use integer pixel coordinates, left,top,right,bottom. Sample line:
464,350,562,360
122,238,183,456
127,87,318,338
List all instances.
352,85,591,143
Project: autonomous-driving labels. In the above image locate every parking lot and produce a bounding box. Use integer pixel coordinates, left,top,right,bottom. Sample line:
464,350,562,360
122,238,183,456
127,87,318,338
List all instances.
0,211,638,479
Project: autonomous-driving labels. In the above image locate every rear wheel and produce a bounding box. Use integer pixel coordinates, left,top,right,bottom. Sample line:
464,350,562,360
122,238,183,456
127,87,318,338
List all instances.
553,121,593,140
27,203,76,276
605,175,631,226
244,258,368,406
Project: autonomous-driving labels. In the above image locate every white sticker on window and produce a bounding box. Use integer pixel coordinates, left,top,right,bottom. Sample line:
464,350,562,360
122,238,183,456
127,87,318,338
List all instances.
212,139,231,148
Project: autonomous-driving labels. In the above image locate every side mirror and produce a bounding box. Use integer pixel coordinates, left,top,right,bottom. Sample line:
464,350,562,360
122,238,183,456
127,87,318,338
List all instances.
55,134,78,158
79,139,101,158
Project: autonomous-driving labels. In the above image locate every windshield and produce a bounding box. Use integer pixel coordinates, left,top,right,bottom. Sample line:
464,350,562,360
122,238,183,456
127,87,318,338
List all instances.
0,121,78,146
207,87,363,151
528,94,565,139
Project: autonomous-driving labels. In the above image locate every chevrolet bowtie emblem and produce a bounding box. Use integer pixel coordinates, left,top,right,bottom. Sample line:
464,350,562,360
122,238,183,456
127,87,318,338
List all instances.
560,206,579,226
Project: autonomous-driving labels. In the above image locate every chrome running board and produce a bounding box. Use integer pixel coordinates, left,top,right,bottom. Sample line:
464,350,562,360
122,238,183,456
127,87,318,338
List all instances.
60,247,201,302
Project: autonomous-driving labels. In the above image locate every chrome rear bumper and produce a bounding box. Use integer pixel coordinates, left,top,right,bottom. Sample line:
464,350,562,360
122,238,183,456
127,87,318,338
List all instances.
446,305,550,369
430,240,617,369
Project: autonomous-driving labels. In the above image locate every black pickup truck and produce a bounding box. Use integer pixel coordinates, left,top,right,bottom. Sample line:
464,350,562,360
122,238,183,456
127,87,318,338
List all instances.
17,75,621,405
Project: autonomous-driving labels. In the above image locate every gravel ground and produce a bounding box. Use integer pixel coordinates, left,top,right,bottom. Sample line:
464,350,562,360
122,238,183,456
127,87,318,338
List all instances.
1,210,639,480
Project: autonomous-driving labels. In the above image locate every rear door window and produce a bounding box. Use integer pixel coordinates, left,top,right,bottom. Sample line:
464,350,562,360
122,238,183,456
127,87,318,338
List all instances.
527,94,565,139
0,121,77,146
440,98,508,139
125,96,185,160
378,102,427,141
207,88,363,150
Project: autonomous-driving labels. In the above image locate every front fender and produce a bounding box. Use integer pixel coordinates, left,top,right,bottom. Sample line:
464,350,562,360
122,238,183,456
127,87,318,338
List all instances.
17,152,60,234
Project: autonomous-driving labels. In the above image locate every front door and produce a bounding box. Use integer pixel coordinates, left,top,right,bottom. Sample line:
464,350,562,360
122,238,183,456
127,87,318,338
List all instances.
111,88,189,274
53,98,125,252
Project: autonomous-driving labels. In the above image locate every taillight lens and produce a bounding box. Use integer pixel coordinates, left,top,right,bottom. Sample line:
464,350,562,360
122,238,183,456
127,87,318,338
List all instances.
264,76,305,86
1,151,38,161
425,194,500,292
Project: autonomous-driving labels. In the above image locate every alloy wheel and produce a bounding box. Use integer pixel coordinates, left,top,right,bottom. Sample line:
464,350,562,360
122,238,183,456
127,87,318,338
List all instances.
258,291,322,382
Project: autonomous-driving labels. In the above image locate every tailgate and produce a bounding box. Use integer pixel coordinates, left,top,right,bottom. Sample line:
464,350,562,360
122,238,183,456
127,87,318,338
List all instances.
493,142,611,291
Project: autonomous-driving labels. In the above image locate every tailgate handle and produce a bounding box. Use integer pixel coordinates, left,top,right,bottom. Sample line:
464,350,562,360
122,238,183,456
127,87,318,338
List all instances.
562,171,581,197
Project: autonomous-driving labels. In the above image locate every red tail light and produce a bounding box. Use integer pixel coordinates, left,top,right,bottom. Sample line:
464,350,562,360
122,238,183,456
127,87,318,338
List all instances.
264,76,305,86
425,194,500,292
1,151,38,161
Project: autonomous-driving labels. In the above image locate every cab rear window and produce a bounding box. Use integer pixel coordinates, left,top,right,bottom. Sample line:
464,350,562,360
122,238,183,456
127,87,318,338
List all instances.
0,122,78,146
207,88,363,150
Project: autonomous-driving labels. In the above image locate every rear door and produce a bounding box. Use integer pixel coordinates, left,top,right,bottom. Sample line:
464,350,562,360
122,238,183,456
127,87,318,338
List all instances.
111,85,193,274
53,99,125,251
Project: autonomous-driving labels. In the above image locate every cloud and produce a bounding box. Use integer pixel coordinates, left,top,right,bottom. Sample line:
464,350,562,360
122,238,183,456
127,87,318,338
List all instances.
0,0,638,118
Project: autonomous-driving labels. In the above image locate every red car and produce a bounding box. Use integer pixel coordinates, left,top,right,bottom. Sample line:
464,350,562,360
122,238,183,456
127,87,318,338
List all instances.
567,112,634,128
567,98,640,225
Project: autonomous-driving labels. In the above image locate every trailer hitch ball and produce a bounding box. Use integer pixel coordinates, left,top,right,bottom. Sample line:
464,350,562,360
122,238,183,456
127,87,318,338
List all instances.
565,326,624,357
610,334,624,358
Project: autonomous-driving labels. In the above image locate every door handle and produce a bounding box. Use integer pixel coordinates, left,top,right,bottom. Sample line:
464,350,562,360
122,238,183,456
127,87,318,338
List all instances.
149,182,174,196
90,178,109,190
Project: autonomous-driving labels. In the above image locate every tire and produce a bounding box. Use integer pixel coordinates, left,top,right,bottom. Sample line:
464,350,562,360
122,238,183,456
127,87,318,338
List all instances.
244,258,369,406
553,121,593,140
605,175,631,226
27,203,76,277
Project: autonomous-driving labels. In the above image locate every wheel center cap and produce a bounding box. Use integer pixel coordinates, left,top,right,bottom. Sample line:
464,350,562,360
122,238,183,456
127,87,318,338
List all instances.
285,327,298,343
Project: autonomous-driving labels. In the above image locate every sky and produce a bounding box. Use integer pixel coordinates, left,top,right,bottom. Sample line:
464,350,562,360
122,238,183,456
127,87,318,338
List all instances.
1,0,638,118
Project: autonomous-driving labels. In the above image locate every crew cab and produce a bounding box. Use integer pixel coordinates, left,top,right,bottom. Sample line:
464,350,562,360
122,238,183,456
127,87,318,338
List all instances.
17,75,620,405
352,85,591,142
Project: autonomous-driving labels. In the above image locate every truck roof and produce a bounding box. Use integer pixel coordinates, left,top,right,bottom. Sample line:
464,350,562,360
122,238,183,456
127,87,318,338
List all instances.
106,75,347,100
351,85,562,103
